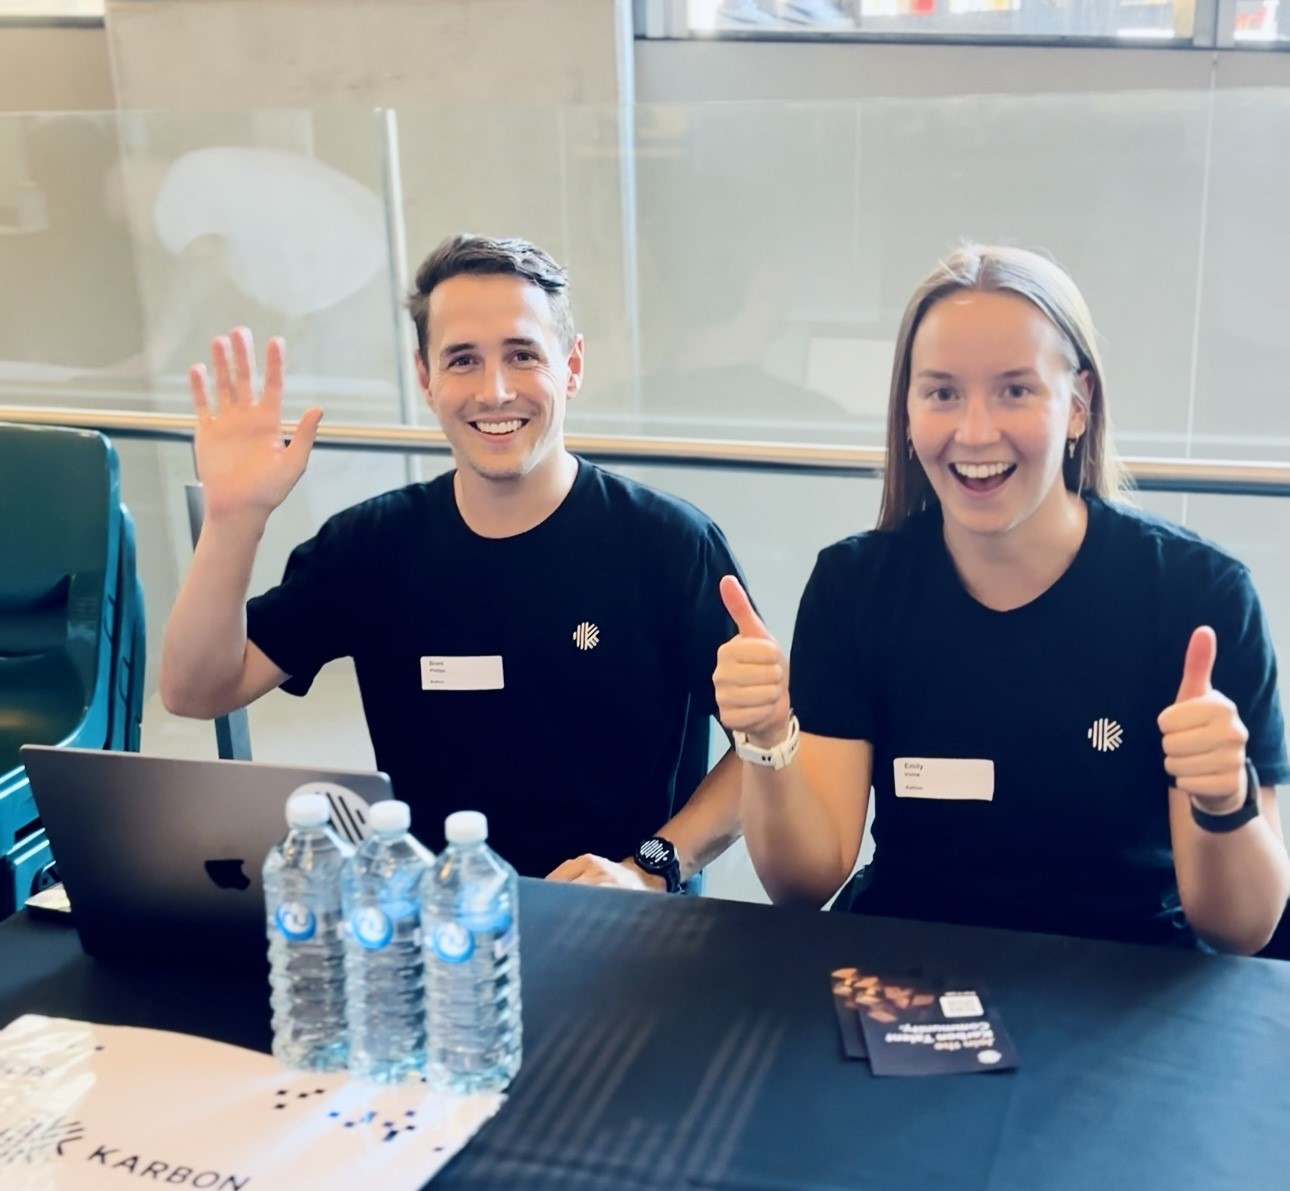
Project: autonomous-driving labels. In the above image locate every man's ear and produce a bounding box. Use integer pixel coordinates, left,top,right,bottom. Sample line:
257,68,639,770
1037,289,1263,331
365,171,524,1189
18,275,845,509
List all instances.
565,334,585,400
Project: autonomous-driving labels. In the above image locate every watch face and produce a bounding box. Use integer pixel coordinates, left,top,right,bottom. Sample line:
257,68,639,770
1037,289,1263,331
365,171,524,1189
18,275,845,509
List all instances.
636,837,675,872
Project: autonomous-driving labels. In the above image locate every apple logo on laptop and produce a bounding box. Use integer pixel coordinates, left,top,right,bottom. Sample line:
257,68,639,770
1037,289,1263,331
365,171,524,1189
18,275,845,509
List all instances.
204,858,251,892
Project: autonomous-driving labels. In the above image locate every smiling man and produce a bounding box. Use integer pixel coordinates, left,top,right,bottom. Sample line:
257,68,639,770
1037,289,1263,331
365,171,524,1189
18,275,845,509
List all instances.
160,234,748,892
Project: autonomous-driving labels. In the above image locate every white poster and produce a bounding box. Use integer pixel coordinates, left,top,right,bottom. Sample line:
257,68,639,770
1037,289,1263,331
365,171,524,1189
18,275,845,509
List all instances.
0,1015,504,1190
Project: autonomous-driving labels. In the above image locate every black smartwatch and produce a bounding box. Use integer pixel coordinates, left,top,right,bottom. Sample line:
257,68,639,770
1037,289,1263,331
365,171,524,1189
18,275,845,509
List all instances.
634,836,682,892
1190,758,1262,834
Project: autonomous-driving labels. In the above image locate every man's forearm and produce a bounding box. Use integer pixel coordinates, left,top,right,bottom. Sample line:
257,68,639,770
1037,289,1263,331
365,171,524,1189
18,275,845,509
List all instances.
1173,789,1290,954
159,513,266,718
631,749,744,883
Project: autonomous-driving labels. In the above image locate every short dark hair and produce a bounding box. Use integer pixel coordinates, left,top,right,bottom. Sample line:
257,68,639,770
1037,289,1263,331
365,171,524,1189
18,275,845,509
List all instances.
408,233,575,362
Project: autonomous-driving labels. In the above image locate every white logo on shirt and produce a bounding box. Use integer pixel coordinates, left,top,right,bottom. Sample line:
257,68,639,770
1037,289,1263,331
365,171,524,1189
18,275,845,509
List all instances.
573,622,600,651
1088,718,1123,752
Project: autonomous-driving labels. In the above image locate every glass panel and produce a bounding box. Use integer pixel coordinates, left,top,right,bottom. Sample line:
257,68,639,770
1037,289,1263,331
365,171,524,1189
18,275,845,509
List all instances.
395,105,634,437
0,112,149,403
687,0,1192,40
4,96,1290,905
1194,90,1290,455
0,93,1262,458
631,103,866,443
629,93,1209,454
0,109,404,427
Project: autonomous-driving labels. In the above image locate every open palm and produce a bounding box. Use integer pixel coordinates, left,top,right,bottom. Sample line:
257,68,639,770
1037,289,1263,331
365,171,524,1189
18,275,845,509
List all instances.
189,328,323,521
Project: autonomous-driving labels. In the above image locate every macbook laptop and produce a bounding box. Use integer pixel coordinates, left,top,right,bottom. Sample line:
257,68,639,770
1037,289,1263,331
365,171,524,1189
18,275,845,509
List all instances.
20,746,393,965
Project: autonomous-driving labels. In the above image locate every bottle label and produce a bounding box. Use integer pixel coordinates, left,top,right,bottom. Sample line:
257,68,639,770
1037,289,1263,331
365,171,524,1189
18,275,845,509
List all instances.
457,884,512,934
429,921,475,964
384,895,420,923
493,924,517,961
274,901,316,942
350,906,394,951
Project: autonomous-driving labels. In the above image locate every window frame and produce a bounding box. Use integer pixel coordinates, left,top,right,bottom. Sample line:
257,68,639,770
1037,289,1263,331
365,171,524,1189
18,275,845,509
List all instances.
635,0,1290,50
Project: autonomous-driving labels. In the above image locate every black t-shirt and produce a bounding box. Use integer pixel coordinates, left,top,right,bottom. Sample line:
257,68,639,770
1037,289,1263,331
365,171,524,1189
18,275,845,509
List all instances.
246,459,744,876
792,496,1290,947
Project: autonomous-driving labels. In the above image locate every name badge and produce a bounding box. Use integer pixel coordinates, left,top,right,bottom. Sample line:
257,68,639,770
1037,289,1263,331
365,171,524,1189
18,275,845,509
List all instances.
894,758,994,801
420,656,504,691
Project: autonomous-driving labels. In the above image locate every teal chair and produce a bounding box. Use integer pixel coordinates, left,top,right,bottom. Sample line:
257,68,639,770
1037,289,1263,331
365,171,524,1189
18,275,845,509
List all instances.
105,505,146,754
0,423,143,915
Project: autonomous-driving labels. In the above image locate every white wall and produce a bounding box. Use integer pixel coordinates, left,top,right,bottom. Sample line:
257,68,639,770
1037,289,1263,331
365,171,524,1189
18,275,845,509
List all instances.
105,0,635,109
0,24,113,111
9,9,1290,114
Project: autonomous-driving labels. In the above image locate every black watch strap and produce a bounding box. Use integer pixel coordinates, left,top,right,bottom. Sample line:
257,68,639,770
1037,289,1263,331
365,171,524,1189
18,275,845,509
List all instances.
634,836,682,893
1190,758,1262,834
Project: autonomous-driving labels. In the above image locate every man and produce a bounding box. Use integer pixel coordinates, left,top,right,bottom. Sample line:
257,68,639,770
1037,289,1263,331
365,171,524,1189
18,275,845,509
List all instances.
160,233,748,892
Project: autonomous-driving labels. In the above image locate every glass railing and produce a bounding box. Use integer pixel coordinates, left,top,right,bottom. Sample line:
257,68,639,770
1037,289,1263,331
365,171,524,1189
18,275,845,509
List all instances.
7,95,1290,455
3,95,1290,898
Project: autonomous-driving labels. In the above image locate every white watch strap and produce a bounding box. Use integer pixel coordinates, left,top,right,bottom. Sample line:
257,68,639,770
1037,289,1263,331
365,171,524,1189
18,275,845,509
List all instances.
733,714,800,770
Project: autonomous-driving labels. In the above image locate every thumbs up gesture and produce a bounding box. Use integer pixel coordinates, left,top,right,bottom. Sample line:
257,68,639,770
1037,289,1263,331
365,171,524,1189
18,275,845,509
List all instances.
713,575,791,748
1158,626,1251,811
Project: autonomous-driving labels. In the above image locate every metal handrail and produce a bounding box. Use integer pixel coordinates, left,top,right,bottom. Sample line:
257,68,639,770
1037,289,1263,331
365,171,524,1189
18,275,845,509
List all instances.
4,403,1290,495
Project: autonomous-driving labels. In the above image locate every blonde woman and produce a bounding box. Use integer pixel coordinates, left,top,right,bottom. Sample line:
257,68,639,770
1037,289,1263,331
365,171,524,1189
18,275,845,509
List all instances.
714,245,1290,954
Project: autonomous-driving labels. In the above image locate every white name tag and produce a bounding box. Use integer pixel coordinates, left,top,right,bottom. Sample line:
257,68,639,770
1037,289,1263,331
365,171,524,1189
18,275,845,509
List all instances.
420,655,504,691
894,757,995,801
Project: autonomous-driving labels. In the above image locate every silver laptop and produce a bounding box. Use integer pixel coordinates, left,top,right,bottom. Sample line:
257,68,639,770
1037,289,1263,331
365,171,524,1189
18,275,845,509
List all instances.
20,746,393,965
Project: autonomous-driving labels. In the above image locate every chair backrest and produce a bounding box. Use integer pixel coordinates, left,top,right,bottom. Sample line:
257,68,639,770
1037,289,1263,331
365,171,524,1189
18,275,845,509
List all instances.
0,424,120,770
1257,903,1290,961
106,505,146,753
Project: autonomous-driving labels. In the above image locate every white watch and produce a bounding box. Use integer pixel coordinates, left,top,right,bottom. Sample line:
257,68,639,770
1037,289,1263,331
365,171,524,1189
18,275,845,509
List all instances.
733,714,800,770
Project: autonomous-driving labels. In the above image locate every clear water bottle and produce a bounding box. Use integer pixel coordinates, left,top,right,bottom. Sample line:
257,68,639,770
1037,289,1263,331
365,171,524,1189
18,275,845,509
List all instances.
341,800,434,1082
263,791,353,1071
423,811,522,1092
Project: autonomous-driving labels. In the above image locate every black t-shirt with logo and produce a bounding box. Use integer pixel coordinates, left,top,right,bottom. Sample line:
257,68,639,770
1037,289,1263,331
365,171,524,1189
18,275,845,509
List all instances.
246,459,743,876
792,496,1290,947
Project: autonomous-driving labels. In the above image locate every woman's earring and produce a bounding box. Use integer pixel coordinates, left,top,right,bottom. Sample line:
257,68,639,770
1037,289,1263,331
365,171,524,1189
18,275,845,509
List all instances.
1068,437,1078,460
907,439,914,461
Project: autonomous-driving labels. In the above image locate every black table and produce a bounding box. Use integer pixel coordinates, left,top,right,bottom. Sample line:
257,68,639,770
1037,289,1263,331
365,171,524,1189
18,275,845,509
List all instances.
2,880,1288,1191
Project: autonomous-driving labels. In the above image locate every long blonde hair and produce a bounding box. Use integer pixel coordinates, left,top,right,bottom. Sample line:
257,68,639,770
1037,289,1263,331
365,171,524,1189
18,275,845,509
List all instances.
876,244,1127,531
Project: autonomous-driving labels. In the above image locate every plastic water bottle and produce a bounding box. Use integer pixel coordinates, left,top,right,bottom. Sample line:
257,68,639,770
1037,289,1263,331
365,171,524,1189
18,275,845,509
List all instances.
423,811,522,1092
341,800,434,1082
263,791,353,1071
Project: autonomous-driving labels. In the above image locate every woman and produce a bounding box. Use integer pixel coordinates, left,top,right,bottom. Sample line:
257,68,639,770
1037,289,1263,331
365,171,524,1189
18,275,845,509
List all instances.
715,245,1290,953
